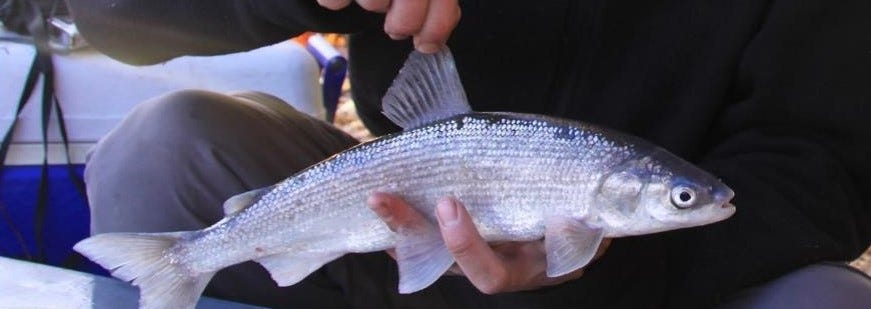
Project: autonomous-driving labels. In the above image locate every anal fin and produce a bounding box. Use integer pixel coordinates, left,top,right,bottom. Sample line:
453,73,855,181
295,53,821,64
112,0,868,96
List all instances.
255,251,343,286
544,217,605,277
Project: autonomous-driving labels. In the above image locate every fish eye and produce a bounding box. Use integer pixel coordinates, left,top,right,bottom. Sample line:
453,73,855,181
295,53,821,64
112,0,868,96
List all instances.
670,186,696,209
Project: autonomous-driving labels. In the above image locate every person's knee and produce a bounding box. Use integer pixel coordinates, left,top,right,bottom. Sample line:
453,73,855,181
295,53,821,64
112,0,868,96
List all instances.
86,89,252,200
85,90,266,232
718,263,871,309
136,89,224,114
122,89,317,161
126,89,245,142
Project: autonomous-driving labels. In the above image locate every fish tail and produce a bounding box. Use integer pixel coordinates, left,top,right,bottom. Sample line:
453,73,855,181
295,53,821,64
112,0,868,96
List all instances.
74,232,215,309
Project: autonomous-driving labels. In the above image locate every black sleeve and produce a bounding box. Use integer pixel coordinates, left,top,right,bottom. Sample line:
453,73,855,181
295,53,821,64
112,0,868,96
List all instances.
65,0,382,65
667,1,871,307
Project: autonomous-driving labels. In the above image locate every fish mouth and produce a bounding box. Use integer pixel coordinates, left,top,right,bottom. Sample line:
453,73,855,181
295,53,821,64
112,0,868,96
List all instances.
713,186,735,207
710,186,737,220
714,201,737,221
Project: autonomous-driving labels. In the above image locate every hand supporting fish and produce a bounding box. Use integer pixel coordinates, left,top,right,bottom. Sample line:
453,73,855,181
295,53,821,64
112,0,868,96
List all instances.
317,0,461,53
368,192,612,294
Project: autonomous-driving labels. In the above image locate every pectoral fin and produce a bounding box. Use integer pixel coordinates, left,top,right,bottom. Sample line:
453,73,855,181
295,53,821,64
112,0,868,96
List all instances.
544,217,605,277
395,221,455,294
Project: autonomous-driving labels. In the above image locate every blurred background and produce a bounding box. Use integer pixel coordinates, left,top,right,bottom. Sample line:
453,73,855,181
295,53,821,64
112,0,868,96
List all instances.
1,2,868,281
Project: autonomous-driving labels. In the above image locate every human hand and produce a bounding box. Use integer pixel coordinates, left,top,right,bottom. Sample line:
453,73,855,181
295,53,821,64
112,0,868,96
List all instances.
317,0,461,53
367,192,612,294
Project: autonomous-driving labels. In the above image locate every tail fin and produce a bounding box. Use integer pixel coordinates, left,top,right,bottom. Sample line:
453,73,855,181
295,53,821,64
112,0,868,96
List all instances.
74,232,216,309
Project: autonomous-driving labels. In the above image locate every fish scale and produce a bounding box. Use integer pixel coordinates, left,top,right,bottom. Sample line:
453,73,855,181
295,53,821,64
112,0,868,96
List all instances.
180,113,640,271
74,47,735,309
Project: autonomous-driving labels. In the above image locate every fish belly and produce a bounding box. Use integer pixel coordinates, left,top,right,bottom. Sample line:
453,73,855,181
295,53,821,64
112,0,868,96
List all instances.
180,113,634,273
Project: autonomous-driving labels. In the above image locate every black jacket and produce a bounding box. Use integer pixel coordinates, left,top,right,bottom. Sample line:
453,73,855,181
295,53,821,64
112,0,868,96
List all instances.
66,1,871,308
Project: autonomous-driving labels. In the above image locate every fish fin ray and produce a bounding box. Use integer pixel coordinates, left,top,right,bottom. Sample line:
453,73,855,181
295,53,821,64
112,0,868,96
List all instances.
255,252,344,286
223,185,274,215
395,222,455,294
74,232,214,309
544,217,605,277
382,46,472,130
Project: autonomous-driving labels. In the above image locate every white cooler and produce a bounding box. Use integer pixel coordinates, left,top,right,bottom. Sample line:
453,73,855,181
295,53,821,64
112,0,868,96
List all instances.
0,31,336,279
1,38,325,165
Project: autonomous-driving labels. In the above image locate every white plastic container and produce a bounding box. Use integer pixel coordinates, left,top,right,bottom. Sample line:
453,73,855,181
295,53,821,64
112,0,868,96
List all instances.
1,38,324,165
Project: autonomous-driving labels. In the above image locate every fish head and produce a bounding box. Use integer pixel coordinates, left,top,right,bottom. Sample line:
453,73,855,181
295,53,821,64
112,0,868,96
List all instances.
596,148,736,235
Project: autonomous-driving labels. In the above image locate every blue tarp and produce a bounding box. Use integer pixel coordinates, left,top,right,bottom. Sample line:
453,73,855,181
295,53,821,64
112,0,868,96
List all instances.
0,165,104,274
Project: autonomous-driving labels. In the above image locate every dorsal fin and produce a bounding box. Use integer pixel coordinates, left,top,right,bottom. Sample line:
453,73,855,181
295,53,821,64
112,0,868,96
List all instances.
382,46,472,130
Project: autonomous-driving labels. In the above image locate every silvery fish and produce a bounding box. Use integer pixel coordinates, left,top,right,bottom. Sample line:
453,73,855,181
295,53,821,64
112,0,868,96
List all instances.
74,47,736,309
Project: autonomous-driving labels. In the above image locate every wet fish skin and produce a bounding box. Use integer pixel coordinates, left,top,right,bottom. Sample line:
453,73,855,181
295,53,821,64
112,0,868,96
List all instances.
183,111,675,266
183,112,627,265
74,47,735,309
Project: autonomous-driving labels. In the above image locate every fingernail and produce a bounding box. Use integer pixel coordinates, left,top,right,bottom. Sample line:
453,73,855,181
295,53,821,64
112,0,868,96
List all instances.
367,194,390,217
416,43,440,54
387,32,408,40
371,202,391,219
436,198,459,227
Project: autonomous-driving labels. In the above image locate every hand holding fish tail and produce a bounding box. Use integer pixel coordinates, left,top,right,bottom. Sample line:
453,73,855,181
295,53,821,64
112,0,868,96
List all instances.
368,192,612,294
316,0,461,53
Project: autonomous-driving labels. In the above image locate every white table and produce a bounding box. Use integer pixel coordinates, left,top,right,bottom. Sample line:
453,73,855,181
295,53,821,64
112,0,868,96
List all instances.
0,256,265,309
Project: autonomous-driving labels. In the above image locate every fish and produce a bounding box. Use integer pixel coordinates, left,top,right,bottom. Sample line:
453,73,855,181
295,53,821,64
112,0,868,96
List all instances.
74,47,736,309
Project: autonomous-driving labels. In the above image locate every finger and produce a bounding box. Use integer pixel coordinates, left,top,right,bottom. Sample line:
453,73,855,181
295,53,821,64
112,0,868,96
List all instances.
493,241,552,288
492,240,586,289
317,0,353,10
413,0,461,53
384,0,429,39
355,0,390,12
594,238,612,261
447,241,516,277
367,192,428,233
446,264,464,276
492,241,544,261
436,198,511,294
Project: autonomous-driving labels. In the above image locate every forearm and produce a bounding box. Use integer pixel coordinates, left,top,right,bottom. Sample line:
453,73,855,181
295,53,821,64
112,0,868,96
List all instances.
66,0,381,65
